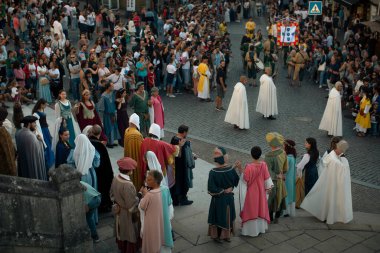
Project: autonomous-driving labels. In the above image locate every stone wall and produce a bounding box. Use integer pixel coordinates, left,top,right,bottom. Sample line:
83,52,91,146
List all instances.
0,165,93,253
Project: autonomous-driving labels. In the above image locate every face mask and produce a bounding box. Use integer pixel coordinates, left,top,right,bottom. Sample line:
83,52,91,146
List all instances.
214,156,225,165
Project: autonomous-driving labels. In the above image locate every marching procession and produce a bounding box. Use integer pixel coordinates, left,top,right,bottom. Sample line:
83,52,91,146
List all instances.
0,0,379,252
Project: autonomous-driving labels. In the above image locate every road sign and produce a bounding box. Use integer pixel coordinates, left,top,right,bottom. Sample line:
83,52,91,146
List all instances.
308,1,322,15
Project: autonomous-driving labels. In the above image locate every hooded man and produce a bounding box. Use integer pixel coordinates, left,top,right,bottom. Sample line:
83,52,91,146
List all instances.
264,132,288,223
256,67,278,120
140,123,182,188
16,116,47,180
88,124,114,212
224,75,250,129
124,113,144,190
301,140,353,224
319,81,343,137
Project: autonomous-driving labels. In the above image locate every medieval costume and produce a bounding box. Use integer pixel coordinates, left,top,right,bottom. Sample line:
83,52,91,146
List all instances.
224,81,249,129
110,157,140,253
140,124,179,188
139,186,164,253
124,114,144,190
170,135,195,205
89,135,114,212
16,116,47,181
145,151,174,253
319,86,343,136
129,86,150,137
301,149,353,224
264,132,288,222
98,91,120,146
150,89,165,138
239,160,273,237
256,73,278,119
76,100,107,142
55,138,73,168
116,93,129,147
284,140,297,217
54,100,80,147
0,109,16,176
208,147,240,242
33,110,55,172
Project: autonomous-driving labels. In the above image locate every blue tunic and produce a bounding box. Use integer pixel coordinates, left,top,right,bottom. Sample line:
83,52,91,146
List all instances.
35,111,55,172
57,101,76,147
55,140,72,168
285,155,296,205
160,185,174,248
39,75,52,103
98,92,120,144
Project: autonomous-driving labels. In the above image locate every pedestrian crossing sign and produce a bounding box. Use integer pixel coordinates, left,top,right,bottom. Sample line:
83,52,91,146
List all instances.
308,1,322,15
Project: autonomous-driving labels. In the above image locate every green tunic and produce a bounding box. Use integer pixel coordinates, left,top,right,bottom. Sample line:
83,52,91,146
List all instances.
265,149,288,212
129,91,150,137
207,166,240,230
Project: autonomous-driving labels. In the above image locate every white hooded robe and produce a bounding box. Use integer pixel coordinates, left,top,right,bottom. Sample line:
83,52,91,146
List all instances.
256,74,278,117
301,150,353,225
318,87,343,136
224,82,250,129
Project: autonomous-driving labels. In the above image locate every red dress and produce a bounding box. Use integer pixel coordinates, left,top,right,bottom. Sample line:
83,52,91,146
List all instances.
76,101,107,142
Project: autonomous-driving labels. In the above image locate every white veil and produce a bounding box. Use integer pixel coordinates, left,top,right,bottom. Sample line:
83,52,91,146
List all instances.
73,134,96,175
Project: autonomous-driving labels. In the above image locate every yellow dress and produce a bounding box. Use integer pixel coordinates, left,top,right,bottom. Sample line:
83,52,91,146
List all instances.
124,126,144,190
355,97,371,129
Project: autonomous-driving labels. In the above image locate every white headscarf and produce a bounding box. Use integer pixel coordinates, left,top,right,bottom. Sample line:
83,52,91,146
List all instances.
82,125,93,136
146,151,167,187
149,123,161,139
73,134,96,175
129,113,140,129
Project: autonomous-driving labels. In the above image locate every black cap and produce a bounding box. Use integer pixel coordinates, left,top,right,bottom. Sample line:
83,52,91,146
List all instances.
21,115,38,124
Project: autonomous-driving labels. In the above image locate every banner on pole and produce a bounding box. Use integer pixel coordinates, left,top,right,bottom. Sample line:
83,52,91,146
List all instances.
276,22,299,46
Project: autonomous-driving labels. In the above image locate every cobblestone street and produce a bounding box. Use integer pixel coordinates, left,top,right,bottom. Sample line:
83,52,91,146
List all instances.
160,19,380,188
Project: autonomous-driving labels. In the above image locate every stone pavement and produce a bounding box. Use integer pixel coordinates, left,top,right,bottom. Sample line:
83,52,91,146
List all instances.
91,154,380,253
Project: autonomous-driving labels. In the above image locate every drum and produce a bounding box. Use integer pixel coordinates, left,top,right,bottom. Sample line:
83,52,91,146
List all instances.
255,59,264,71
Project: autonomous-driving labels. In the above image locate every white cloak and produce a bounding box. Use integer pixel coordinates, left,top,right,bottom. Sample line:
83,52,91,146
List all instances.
318,88,343,136
224,82,250,129
256,74,278,117
301,150,353,225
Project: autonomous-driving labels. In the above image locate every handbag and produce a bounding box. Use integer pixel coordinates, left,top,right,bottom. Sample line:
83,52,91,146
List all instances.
318,56,326,71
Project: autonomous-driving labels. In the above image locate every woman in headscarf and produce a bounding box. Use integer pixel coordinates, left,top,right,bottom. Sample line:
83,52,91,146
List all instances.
71,134,100,188
207,147,241,243
144,151,174,253
69,134,101,239
264,132,288,223
110,157,140,253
